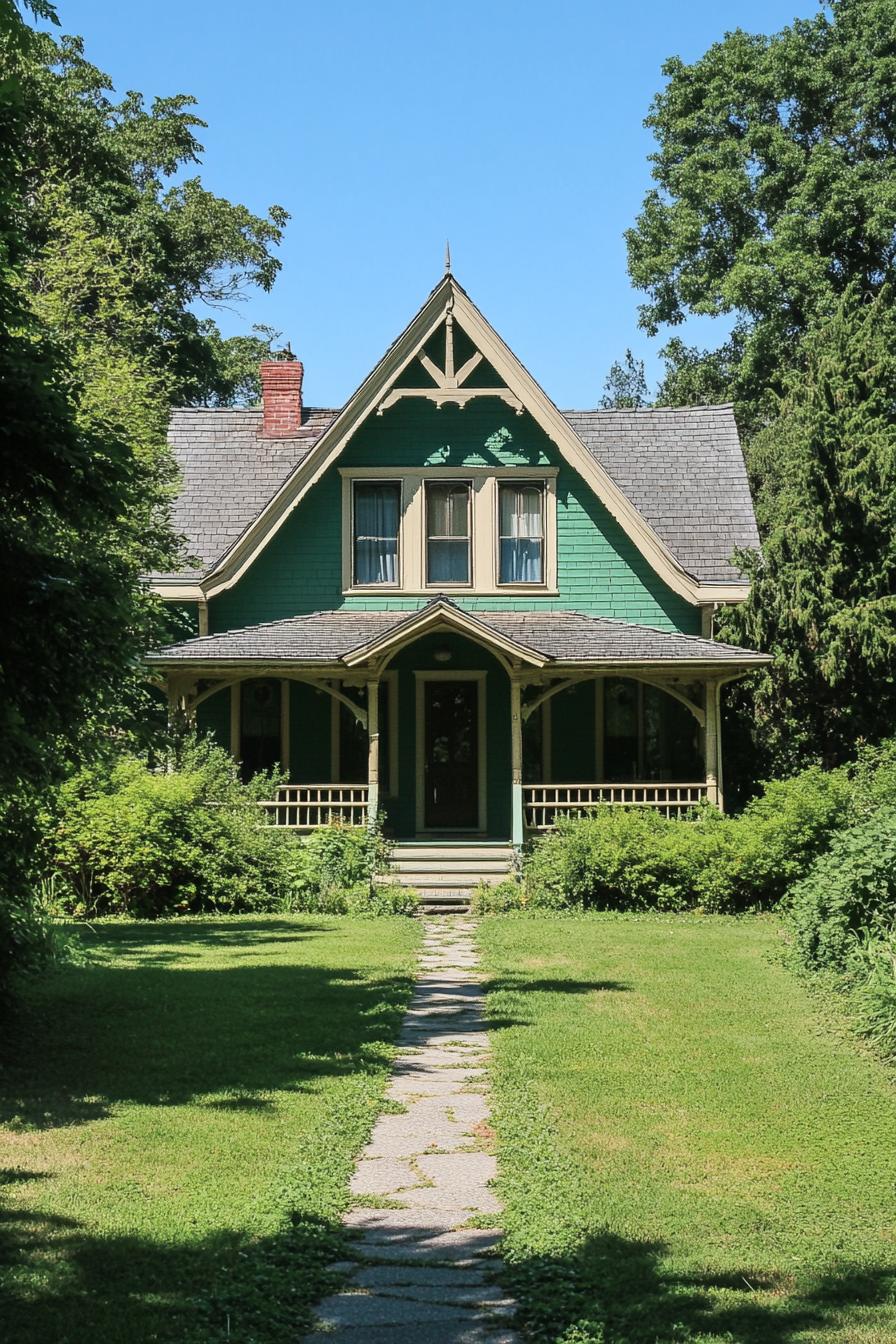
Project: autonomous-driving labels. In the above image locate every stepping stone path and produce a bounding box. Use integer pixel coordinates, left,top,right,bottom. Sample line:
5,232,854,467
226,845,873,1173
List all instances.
304,917,519,1342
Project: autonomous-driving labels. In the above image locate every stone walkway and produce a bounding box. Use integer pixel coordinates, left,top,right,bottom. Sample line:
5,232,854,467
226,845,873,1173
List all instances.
305,917,519,1342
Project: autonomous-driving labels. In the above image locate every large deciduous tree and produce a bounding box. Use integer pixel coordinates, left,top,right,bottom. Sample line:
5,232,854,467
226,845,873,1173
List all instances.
626,0,896,427
0,0,287,993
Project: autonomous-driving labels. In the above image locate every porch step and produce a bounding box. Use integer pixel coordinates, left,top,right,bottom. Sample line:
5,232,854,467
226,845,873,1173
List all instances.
416,889,473,915
384,842,515,893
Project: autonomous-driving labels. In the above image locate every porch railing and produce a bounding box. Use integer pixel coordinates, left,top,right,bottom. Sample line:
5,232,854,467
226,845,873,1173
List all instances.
524,782,708,829
259,784,369,829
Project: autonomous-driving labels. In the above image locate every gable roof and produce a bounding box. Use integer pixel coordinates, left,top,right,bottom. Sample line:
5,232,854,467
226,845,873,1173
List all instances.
564,406,759,586
149,599,770,671
163,406,337,578
152,275,759,603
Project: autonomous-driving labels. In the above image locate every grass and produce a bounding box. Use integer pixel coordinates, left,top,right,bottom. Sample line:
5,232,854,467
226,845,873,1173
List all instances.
479,913,896,1344
0,915,420,1344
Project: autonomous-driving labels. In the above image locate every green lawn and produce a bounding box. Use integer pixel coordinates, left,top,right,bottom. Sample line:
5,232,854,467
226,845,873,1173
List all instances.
0,915,420,1344
479,914,896,1344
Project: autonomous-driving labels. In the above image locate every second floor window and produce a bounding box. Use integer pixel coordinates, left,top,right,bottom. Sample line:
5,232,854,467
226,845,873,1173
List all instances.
354,481,400,585
499,481,544,583
426,481,471,585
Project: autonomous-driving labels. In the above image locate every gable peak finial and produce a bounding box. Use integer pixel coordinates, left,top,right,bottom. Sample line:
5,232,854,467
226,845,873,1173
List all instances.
444,239,451,274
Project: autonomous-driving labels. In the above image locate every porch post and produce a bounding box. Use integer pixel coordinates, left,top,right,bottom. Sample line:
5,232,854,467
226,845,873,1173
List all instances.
510,674,524,848
366,676,380,828
704,679,721,809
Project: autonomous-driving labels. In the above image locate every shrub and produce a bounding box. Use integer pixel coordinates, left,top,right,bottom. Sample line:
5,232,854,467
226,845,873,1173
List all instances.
471,878,528,914
783,807,896,971
518,760,857,915
48,742,289,917
848,926,896,1062
45,740,407,919
731,765,853,904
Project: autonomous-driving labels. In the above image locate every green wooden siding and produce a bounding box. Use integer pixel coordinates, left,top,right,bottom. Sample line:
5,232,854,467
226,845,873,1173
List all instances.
196,684,230,751
209,400,698,635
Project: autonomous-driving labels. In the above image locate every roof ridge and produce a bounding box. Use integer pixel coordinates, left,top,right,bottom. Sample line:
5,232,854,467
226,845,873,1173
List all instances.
562,403,735,415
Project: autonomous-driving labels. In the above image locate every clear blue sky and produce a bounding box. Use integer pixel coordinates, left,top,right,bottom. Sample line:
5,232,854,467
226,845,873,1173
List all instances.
53,0,804,408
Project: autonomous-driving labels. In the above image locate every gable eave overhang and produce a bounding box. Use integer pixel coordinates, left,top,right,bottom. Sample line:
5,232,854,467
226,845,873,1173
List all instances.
340,599,548,669
188,273,750,607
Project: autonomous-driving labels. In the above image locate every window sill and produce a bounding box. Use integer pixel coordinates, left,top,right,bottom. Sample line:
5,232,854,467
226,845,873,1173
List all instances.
342,587,560,599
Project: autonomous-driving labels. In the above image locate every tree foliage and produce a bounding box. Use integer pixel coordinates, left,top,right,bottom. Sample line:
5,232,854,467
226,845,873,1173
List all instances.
721,289,896,768
598,349,650,408
0,1,288,993
627,0,896,425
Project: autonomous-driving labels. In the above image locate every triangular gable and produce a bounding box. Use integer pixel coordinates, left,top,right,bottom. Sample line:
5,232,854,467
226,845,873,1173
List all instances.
341,598,548,670
198,274,742,604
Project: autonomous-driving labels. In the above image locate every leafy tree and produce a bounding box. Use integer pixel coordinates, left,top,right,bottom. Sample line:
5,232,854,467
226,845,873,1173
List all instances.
193,322,282,406
721,288,896,769
598,349,650,408
626,0,896,427
0,1,288,994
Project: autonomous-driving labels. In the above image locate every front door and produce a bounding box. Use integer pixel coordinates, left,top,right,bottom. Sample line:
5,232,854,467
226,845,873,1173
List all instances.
423,679,479,829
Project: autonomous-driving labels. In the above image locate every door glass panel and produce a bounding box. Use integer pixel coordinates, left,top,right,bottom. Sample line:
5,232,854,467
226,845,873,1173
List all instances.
239,679,281,781
424,680,478,828
426,482,470,584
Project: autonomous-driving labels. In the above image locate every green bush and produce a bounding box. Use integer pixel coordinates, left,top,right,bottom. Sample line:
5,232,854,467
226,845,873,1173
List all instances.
848,926,896,1062
471,878,528,914
519,759,855,914
783,808,896,972
45,739,408,919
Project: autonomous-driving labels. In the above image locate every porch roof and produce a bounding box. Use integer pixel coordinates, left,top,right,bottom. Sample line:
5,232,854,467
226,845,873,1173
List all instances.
149,601,770,671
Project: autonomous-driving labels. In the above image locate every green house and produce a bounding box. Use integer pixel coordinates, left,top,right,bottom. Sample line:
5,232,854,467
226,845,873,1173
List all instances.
148,272,768,882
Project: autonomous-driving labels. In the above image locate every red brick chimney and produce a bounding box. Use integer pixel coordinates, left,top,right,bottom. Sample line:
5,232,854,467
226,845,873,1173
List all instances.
260,354,303,437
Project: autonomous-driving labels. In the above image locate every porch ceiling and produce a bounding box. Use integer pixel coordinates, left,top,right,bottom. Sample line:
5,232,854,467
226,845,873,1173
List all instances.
148,599,771,673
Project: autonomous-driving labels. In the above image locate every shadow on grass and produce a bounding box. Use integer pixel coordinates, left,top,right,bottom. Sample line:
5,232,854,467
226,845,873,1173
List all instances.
0,1199,346,1344
508,1227,896,1342
0,921,411,1129
483,975,632,1033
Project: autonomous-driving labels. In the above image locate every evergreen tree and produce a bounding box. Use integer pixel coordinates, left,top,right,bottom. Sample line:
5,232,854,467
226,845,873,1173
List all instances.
721,289,896,769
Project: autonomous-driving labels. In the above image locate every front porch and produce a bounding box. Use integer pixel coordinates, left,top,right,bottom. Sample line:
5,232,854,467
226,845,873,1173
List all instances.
152,601,769,845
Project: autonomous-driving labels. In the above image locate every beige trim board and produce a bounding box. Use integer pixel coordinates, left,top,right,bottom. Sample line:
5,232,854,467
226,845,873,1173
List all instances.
414,670,487,835
194,274,750,607
341,600,547,670
340,467,559,596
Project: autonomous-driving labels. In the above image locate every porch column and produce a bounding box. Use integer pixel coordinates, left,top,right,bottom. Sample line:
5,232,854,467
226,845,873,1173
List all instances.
510,675,524,848
366,676,380,828
704,679,721,809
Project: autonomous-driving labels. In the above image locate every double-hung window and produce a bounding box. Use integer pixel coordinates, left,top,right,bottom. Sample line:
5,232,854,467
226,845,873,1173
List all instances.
425,481,471,585
498,481,544,584
353,481,400,585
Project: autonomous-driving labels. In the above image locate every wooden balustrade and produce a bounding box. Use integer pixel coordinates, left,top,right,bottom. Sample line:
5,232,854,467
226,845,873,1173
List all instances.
258,784,369,829
524,782,708,829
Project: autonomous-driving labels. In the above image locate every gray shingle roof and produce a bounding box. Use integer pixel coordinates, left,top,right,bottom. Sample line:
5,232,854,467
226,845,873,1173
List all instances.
149,605,768,667
562,405,758,584
158,406,337,578
156,401,758,587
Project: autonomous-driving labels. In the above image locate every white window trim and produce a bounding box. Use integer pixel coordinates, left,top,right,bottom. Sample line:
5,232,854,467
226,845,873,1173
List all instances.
340,466,557,596
414,670,487,835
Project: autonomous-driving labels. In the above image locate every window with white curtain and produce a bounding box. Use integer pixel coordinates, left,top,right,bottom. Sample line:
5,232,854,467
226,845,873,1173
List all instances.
426,481,471,585
353,481,400,585
498,481,544,584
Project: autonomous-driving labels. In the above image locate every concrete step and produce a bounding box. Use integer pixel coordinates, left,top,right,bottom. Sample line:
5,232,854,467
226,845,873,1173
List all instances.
416,889,473,914
384,841,515,892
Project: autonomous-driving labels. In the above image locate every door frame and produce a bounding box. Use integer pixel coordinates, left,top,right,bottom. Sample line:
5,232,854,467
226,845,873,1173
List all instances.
414,670,487,835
